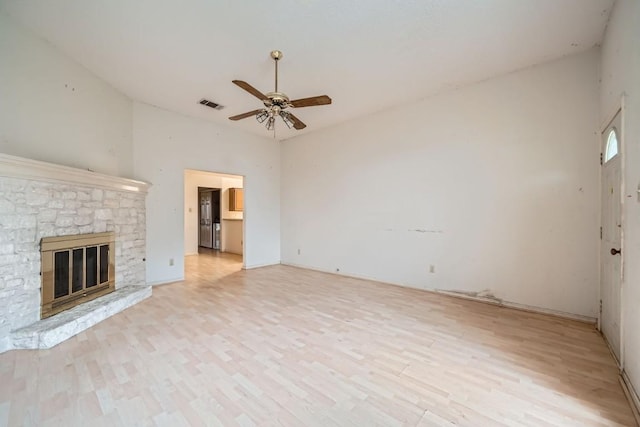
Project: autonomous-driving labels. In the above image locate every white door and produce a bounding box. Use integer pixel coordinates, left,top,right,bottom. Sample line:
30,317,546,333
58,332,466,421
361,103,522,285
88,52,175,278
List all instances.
600,110,622,362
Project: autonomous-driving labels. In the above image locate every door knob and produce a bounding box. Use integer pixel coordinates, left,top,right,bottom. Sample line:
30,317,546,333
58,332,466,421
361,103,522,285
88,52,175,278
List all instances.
611,248,621,255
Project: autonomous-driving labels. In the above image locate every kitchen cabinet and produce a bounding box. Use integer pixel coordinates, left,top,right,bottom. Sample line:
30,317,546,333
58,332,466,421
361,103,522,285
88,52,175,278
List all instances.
229,188,243,212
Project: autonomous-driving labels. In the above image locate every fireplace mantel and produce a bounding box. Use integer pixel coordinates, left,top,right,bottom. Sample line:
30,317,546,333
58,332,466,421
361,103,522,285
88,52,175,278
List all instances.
0,153,150,193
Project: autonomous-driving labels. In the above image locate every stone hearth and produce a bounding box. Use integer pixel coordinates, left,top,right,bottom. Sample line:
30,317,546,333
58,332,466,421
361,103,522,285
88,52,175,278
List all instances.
0,154,151,352
12,286,151,349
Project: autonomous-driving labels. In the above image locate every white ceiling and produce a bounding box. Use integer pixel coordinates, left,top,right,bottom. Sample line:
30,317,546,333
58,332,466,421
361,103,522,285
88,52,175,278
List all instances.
1,0,613,141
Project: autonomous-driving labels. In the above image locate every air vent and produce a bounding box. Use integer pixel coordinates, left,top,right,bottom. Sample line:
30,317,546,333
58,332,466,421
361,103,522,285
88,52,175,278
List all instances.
199,99,224,110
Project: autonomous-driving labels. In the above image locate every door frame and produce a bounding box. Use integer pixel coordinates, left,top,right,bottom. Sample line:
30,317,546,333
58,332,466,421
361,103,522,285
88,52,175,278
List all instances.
183,169,246,266
599,94,626,369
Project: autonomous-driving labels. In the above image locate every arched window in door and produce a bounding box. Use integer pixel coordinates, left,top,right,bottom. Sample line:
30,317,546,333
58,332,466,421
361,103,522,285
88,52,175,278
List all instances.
604,128,619,163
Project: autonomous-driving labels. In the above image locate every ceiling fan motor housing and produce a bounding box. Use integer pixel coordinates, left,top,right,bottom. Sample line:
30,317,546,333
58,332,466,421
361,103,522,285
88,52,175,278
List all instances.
264,92,290,109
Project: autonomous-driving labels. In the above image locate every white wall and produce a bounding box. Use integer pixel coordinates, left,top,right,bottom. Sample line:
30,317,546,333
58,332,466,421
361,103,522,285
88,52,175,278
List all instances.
133,102,279,284
0,12,133,177
183,169,243,255
281,50,600,318
600,0,640,405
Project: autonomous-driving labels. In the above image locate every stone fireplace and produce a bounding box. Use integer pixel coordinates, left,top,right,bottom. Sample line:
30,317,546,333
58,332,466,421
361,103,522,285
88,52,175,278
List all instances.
0,154,151,352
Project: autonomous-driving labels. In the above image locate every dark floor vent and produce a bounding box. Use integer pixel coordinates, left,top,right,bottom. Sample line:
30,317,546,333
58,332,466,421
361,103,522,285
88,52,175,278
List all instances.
199,99,224,110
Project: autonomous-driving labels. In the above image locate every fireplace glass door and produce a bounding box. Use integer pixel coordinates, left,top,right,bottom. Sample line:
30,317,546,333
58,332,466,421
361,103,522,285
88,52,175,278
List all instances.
41,233,115,318
53,245,109,298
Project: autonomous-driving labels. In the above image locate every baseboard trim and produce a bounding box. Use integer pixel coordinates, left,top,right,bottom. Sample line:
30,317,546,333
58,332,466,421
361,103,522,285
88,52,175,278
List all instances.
146,277,184,286
280,262,596,324
620,371,640,425
434,290,597,324
281,262,403,287
222,250,243,256
243,261,280,270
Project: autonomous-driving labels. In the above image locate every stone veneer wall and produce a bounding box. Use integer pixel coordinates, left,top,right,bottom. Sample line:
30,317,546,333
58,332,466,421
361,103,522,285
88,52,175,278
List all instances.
0,157,148,353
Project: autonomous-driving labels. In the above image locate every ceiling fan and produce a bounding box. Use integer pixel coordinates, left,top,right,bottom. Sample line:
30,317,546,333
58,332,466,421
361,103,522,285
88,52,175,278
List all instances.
229,50,331,131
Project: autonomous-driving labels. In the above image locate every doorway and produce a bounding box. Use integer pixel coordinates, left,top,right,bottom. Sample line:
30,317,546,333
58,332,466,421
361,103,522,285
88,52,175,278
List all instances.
600,108,623,363
184,169,244,263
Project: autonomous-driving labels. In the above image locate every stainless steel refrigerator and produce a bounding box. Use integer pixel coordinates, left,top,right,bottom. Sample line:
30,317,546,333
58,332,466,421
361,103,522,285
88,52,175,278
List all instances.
199,190,220,249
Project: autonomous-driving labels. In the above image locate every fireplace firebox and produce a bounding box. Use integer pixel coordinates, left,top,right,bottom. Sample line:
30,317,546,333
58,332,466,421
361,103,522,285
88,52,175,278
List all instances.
40,232,115,318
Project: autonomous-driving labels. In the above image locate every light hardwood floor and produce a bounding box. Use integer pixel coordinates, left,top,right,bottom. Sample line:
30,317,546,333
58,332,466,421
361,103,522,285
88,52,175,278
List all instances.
0,252,636,426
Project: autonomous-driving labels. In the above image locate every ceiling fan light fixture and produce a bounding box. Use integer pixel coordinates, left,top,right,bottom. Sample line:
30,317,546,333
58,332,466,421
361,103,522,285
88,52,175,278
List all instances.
280,111,294,129
256,109,269,123
266,116,276,131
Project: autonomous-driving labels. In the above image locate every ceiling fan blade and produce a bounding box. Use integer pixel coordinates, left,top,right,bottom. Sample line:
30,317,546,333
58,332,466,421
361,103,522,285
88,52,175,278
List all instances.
229,109,264,121
290,95,332,108
288,113,307,130
232,80,269,101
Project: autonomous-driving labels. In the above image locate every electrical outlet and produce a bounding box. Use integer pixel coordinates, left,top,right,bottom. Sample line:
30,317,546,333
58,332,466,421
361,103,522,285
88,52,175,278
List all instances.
429,265,435,273
169,258,174,266
297,249,301,255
